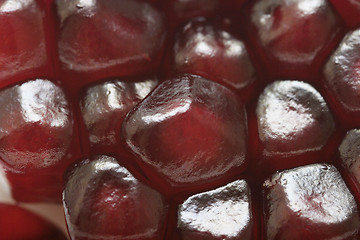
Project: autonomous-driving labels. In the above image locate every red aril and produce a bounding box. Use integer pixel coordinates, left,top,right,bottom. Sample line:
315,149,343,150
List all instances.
240,0,345,80
263,164,360,239
63,155,168,240
165,18,256,95
122,74,248,192
176,179,254,240
0,79,80,202
0,0,359,239
0,0,50,89
80,76,158,153
57,0,166,85
324,29,360,126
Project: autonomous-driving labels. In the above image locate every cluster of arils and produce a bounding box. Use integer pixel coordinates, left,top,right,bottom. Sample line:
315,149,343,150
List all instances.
0,0,360,239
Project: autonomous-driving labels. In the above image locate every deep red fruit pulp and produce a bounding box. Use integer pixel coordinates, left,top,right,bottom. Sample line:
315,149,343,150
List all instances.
0,0,360,239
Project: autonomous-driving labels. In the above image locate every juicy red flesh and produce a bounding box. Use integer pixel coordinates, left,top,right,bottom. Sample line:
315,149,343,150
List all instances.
122,74,248,191
0,0,50,89
0,0,360,240
253,80,335,175
324,29,360,126
80,76,158,153
339,129,360,201
165,18,256,94
0,203,66,240
176,179,253,240
63,155,168,240
263,164,360,239
57,0,166,85
0,79,80,202
240,0,345,80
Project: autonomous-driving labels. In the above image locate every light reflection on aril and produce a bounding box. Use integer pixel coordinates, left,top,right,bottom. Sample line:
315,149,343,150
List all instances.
178,179,252,239
264,164,360,240
256,80,334,156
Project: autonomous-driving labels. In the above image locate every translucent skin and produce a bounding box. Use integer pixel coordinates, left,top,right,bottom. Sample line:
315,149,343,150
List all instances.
0,203,66,240
339,129,360,201
80,76,158,152
122,74,247,189
0,0,50,88
240,0,344,79
177,179,253,240
254,80,335,174
1,0,360,239
263,164,360,240
57,0,166,84
0,79,79,202
324,29,360,123
63,155,168,240
166,18,256,92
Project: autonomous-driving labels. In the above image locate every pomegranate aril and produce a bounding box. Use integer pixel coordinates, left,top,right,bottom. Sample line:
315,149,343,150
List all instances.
324,28,360,125
0,203,67,240
263,164,360,240
254,80,335,175
165,18,256,95
122,74,248,191
0,79,79,202
80,76,158,153
241,0,344,79
57,0,166,84
176,179,253,240
63,155,168,240
339,129,360,199
0,0,50,88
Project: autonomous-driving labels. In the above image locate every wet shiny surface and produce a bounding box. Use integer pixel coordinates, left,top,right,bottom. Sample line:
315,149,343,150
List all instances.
81,77,158,148
256,80,334,156
0,79,72,171
122,75,247,187
0,0,47,83
263,164,360,240
339,129,360,190
324,29,360,113
57,0,166,77
64,155,167,240
251,0,340,64
178,179,252,239
170,18,256,90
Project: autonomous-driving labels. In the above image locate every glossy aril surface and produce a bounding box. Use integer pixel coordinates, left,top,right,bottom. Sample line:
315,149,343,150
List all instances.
122,74,247,190
241,0,344,79
63,155,168,240
0,79,78,202
57,0,166,83
177,179,253,240
0,0,360,240
80,76,158,152
324,29,360,123
166,18,256,92
339,129,360,200
0,203,66,240
0,0,49,88
254,80,335,173
263,164,360,240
